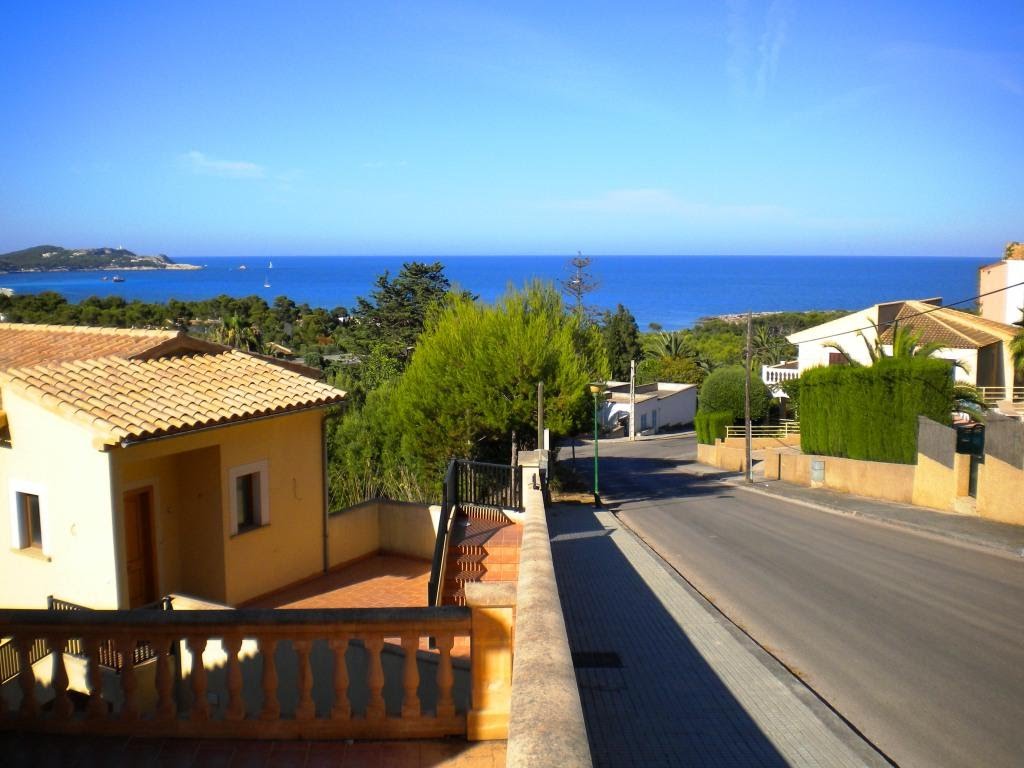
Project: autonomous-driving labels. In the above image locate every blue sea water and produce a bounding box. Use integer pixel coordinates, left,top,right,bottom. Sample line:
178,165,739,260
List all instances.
0,255,990,330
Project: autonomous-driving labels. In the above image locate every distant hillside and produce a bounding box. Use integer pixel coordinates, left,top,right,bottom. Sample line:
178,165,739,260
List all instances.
0,245,199,271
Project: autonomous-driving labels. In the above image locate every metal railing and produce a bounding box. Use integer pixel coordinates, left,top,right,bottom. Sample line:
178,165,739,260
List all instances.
725,421,800,439
977,386,1024,406
0,636,47,686
47,596,166,670
428,459,522,607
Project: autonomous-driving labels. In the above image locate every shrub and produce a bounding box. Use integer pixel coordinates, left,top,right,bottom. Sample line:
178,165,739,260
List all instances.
695,411,733,444
799,357,952,464
699,365,771,421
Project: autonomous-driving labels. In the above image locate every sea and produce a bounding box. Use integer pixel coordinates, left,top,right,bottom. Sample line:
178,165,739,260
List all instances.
0,255,991,330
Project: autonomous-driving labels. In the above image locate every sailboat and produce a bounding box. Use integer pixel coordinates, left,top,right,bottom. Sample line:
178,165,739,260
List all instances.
268,260,273,269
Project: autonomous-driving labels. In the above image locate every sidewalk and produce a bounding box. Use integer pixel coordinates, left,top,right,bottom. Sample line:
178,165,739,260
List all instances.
696,465,1024,558
548,502,887,768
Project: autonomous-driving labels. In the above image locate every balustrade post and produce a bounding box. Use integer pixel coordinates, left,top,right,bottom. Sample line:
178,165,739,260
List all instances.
329,635,351,720
49,635,73,719
465,583,515,741
118,637,138,721
400,633,421,719
293,639,315,720
365,635,385,720
84,637,106,719
260,637,280,721
15,637,38,717
435,632,456,720
187,637,209,722
223,635,245,721
154,638,176,721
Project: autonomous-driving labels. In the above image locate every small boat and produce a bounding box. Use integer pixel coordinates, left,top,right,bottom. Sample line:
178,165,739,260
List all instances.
101,276,108,281
111,275,125,283
238,265,247,271
263,273,271,289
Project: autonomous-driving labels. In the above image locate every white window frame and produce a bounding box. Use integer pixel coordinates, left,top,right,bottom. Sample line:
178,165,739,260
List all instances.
8,480,50,556
228,460,270,536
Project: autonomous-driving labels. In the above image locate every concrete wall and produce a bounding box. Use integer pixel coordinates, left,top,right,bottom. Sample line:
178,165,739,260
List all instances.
0,387,119,609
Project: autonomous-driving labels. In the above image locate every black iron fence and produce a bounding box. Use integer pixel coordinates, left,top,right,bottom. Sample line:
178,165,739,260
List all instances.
428,459,522,606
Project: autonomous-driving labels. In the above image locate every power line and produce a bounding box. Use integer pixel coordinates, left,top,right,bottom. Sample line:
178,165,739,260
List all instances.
788,280,1024,347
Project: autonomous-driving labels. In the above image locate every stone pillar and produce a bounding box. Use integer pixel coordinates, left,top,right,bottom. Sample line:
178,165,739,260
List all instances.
465,582,516,740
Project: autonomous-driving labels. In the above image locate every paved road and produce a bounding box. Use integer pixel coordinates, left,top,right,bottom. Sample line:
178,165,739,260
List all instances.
569,434,1024,768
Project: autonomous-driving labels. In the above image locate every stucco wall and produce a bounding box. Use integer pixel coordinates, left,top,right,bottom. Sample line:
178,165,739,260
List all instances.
112,409,327,606
769,451,916,504
911,453,969,512
0,388,119,608
979,259,1024,326
327,500,381,568
378,500,440,560
327,499,440,569
976,455,1024,525
723,435,801,450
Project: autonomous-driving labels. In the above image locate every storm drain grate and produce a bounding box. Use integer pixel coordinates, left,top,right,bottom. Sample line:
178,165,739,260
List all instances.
571,651,623,669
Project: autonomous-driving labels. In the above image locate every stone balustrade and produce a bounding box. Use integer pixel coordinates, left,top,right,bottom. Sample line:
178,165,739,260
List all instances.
0,606,490,740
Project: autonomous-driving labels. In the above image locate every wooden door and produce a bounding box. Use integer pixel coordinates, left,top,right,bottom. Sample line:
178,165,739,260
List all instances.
124,488,157,607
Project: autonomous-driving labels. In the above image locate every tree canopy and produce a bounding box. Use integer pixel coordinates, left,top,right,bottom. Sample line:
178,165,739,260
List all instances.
329,282,608,508
698,365,771,422
601,304,642,380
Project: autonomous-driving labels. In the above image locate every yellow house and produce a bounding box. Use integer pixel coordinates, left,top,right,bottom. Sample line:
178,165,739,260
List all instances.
0,323,345,610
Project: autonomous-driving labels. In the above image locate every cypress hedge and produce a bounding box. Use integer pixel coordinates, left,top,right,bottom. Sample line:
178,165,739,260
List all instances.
799,357,952,464
695,410,733,445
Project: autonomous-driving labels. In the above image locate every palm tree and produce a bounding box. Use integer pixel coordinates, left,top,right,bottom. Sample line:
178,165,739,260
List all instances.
823,323,961,370
1011,308,1024,375
752,325,788,366
643,330,688,359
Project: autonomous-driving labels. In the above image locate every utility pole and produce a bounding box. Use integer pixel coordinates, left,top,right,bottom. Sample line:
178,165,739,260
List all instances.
537,381,544,450
744,311,753,483
629,359,636,441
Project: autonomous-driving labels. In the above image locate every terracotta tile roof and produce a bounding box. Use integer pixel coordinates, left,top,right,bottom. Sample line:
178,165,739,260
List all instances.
879,301,1021,349
0,323,189,369
1,350,346,445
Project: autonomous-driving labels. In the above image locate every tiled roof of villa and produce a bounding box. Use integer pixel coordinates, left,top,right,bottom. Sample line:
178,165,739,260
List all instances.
0,323,185,369
879,301,1020,349
0,349,346,445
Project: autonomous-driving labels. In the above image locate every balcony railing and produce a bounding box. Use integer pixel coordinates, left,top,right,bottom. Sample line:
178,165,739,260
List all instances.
762,361,800,392
977,386,1024,406
725,421,800,439
429,459,522,607
0,606,488,740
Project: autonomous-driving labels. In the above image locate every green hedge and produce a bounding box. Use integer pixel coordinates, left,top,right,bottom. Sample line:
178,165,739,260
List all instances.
699,365,771,422
695,410,733,445
799,358,952,464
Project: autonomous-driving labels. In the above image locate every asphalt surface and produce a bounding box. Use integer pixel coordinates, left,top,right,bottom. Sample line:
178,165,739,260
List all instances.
563,434,1024,768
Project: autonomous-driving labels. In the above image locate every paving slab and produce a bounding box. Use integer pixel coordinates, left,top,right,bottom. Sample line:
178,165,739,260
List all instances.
549,501,887,768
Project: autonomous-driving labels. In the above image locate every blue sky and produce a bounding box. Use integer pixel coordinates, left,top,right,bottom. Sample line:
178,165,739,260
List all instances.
1,1,1022,257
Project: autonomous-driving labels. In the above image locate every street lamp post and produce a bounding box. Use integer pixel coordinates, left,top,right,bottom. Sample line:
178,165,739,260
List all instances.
590,383,604,507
